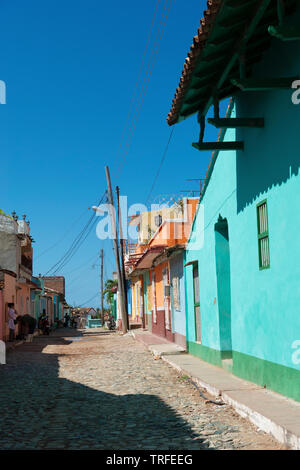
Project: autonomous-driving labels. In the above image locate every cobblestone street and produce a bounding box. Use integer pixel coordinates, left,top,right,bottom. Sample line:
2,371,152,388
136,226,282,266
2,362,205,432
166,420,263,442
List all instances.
0,329,283,450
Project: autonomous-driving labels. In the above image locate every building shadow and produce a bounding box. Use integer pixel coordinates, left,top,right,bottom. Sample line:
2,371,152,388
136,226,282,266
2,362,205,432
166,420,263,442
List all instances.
235,31,300,214
0,334,209,450
236,90,300,214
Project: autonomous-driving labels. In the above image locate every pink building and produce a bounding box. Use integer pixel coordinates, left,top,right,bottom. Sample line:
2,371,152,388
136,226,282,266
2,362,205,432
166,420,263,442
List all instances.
0,269,17,341
0,213,34,341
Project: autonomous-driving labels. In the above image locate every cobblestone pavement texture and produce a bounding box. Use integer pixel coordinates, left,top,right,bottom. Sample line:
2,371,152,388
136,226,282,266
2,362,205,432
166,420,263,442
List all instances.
0,328,284,450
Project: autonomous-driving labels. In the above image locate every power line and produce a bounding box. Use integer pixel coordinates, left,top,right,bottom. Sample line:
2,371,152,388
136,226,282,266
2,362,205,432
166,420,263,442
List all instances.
116,0,174,180
44,212,96,275
78,292,100,308
63,253,100,276
66,255,99,288
53,216,98,274
111,0,161,176
44,191,107,275
35,208,89,260
146,126,175,204
50,191,107,273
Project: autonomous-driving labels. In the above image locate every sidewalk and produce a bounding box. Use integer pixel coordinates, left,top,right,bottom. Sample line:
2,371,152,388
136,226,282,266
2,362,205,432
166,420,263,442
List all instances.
132,330,300,450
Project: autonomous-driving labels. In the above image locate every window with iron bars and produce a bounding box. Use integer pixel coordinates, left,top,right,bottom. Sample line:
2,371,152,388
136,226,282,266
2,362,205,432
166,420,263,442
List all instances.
257,200,270,269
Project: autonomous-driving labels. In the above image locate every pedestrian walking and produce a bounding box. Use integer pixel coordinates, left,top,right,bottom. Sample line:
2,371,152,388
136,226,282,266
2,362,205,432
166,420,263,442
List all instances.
7,303,17,342
64,313,70,328
38,312,44,332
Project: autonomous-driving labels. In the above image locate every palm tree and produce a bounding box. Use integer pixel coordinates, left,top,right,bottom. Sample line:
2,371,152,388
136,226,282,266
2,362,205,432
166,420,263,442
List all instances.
103,279,118,307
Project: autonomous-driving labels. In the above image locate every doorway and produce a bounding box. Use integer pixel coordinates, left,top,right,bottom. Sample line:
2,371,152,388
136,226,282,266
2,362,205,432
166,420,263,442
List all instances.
193,263,201,343
162,268,171,331
214,215,232,357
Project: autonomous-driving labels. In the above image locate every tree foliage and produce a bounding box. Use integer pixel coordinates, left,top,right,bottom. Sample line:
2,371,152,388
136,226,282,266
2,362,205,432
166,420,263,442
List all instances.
103,279,118,306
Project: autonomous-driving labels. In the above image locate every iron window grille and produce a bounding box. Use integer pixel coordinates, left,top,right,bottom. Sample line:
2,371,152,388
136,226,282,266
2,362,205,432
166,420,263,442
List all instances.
257,200,270,270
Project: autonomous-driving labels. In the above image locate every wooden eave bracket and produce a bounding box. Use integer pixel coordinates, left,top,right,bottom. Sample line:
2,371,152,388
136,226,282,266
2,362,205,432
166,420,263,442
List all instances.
192,141,244,151
268,25,300,41
193,113,244,151
231,76,299,90
207,118,264,128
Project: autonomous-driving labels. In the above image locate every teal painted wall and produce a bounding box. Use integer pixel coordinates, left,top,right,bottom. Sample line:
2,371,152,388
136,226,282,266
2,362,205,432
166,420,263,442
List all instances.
231,32,300,370
214,218,232,352
112,293,117,320
184,23,300,400
185,115,236,352
31,277,45,321
53,295,59,320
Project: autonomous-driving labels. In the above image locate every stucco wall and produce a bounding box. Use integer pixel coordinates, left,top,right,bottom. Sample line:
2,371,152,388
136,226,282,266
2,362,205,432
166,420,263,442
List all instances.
170,252,186,340
0,232,20,275
0,290,3,341
184,28,300,400
2,273,17,340
185,119,236,351
42,277,65,297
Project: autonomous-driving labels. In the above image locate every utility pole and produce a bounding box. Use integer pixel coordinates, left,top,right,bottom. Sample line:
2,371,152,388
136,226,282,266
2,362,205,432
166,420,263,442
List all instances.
105,166,128,333
100,248,104,327
116,186,129,331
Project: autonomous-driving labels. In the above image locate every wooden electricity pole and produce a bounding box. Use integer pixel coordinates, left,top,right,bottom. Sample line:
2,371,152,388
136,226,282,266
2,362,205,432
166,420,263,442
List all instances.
116,186,129,331
105,166,128,333
100,248,104,326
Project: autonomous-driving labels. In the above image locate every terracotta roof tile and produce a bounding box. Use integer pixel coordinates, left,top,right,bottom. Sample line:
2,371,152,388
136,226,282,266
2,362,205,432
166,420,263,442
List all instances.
167,0,297,126
167,0,222,126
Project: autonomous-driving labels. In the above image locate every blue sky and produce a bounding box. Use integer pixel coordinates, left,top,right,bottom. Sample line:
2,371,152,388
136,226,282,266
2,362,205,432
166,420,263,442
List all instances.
0,0,224,307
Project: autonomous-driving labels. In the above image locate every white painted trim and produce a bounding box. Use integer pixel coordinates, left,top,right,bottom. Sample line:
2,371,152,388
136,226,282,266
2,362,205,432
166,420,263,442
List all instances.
0,340,5,364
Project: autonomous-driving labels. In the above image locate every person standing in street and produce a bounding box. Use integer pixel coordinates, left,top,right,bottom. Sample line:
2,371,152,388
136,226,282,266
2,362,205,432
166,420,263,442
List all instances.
7,303,17,342
64,313,70,328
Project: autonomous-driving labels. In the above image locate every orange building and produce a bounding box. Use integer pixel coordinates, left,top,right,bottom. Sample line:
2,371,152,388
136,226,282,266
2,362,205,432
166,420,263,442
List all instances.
126,198,198,344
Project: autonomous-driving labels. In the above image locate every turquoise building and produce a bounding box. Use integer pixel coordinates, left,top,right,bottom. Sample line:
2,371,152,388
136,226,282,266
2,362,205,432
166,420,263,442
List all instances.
126,279,132,320
31,277,43,320
168,2,300,401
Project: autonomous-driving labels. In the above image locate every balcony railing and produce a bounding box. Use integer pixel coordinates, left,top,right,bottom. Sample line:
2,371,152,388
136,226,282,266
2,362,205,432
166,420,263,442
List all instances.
125,243,138,255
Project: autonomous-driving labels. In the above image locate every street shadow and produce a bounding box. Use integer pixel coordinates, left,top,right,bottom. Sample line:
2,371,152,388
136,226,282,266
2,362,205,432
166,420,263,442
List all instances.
0,335,208,450
49,327,83,338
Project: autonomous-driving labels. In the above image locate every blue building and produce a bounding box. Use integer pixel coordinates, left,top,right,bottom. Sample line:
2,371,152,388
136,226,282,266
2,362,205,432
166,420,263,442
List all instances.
169,251,186,349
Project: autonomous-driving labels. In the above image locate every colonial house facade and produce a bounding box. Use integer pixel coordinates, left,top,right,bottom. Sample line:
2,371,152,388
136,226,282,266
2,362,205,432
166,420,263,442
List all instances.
168,0,300,401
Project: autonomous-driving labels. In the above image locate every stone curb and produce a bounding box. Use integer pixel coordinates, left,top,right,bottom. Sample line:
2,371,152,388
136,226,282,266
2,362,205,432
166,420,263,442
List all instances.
161,355,300,450
131,332,300,450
